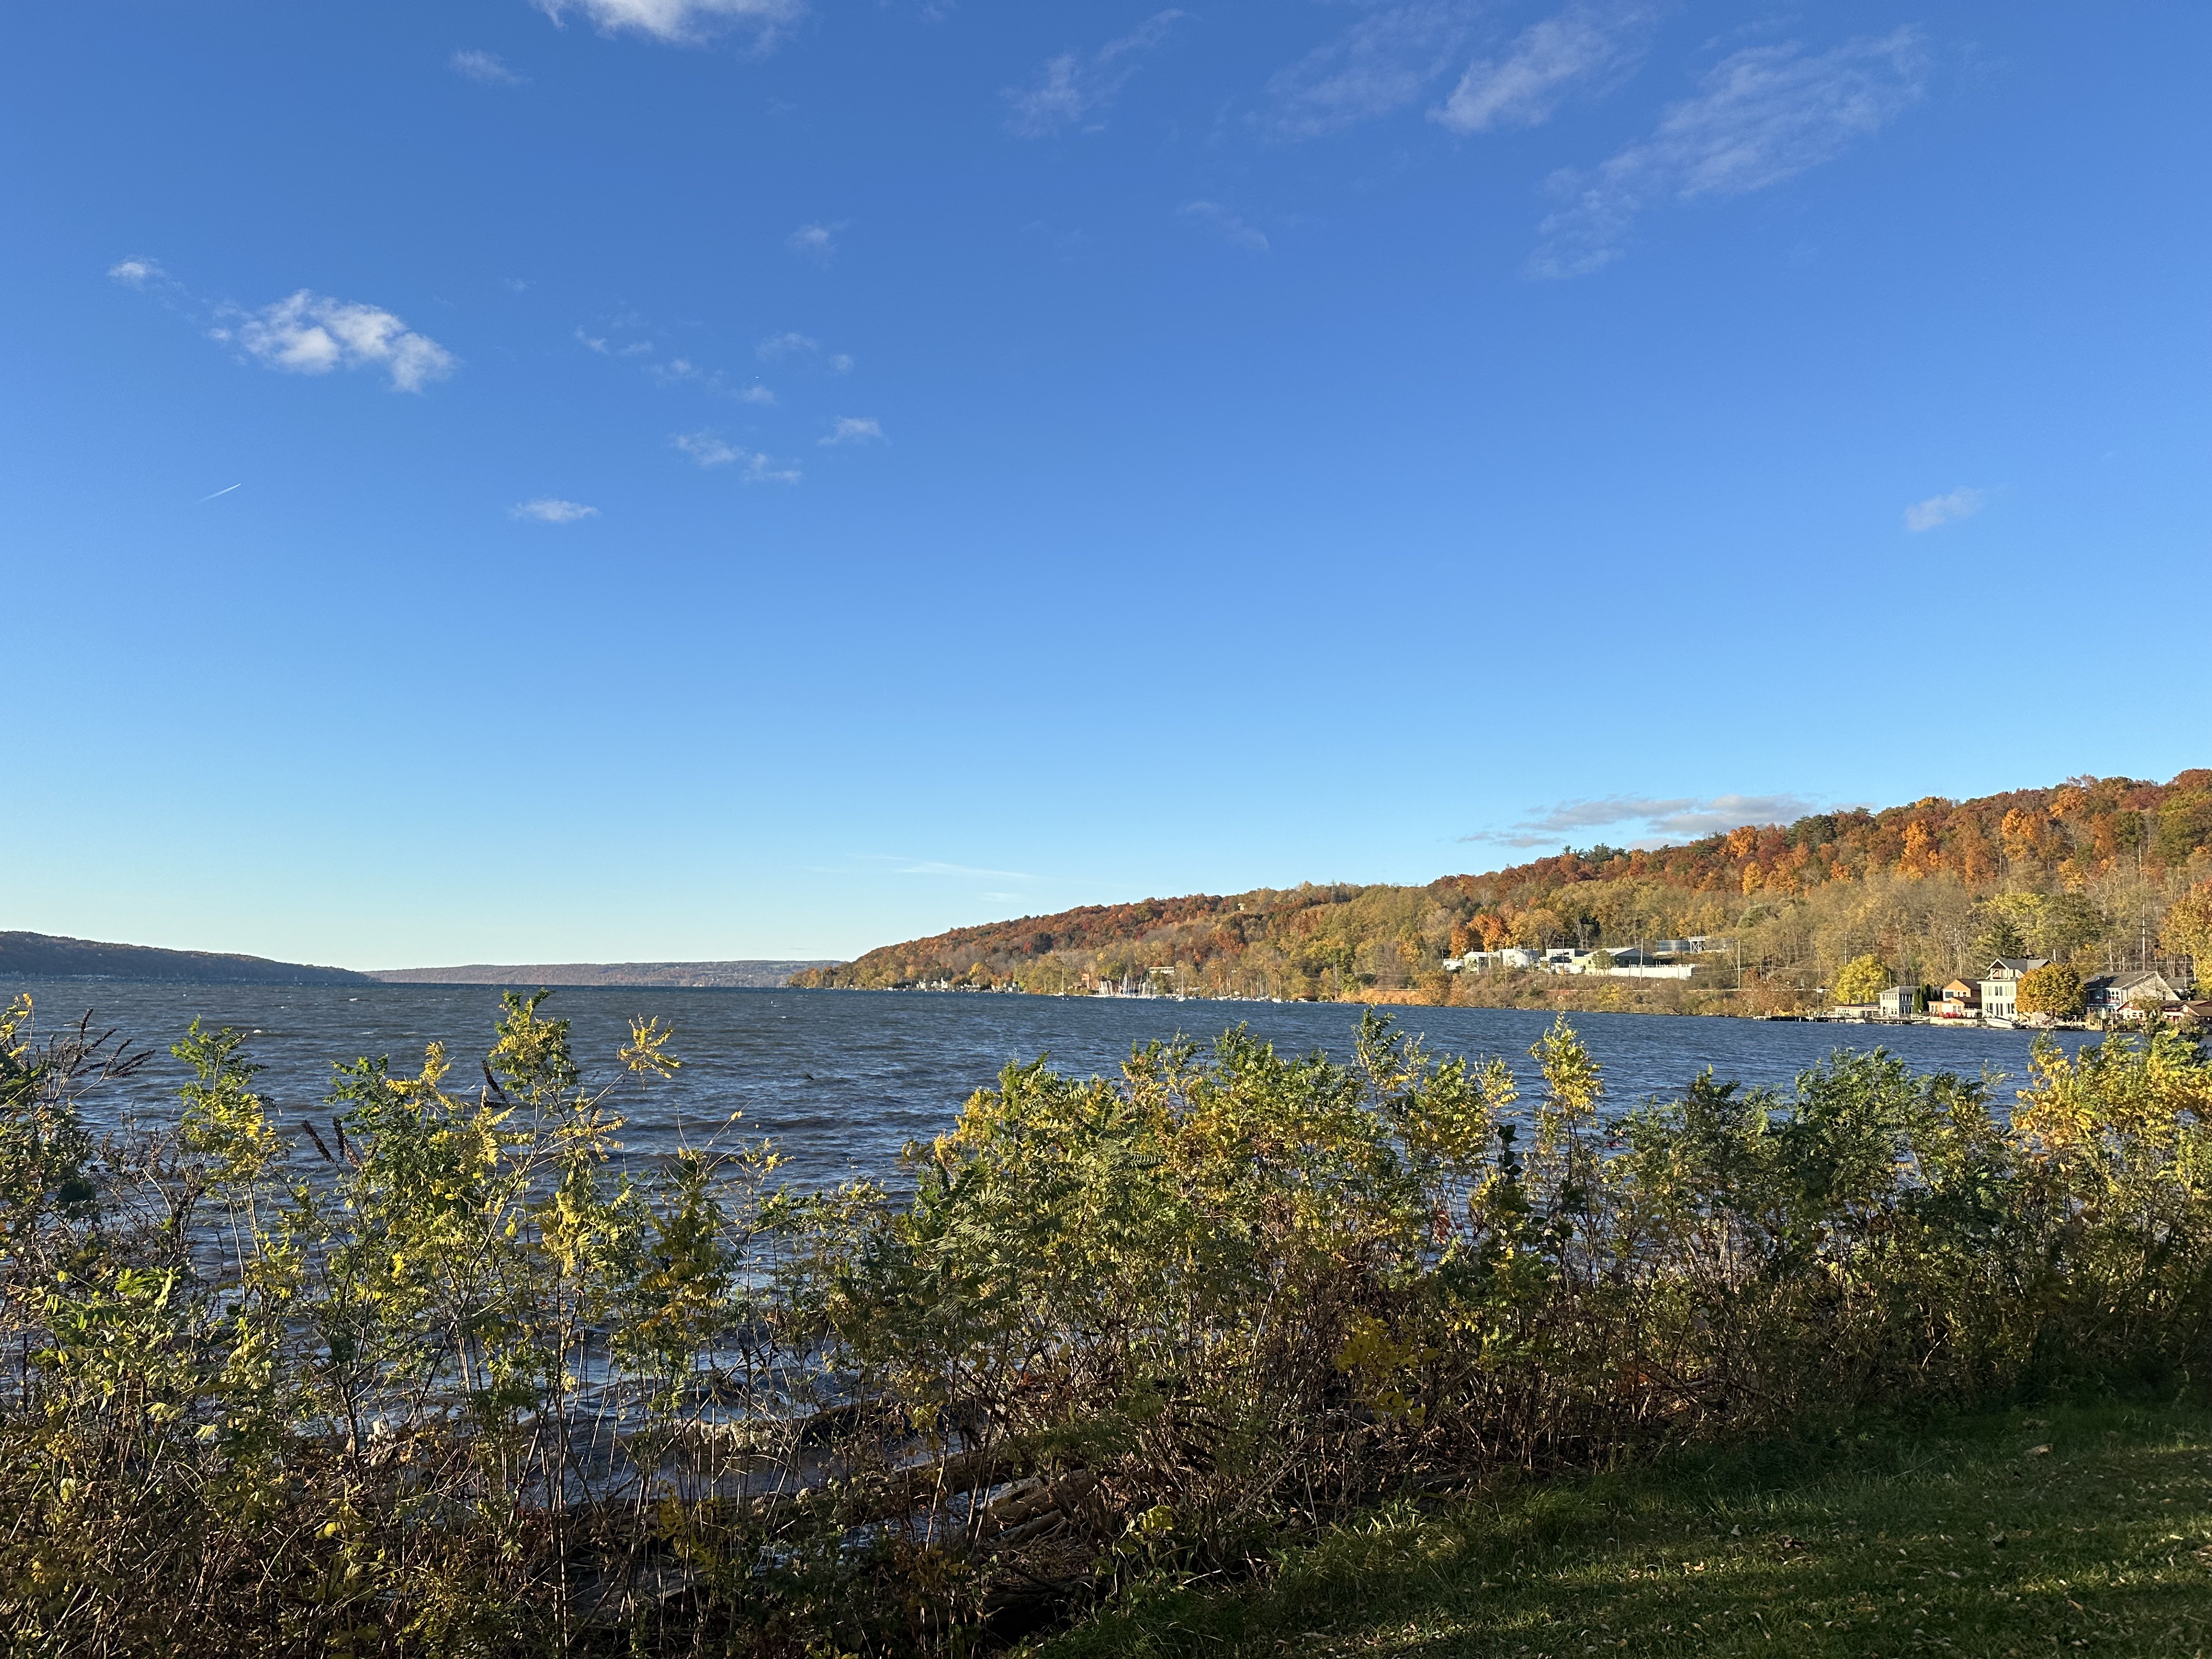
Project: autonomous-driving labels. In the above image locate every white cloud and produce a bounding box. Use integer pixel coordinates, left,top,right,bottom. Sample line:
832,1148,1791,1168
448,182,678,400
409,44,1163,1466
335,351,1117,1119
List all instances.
1432,2,1653,134
736,382,777,404
648,355,706,386
511,498,599,523
533,0,805,48
1005,10,1185,138
1904,486,1986,533
674,431,742,467
860,855,1037,881
752,332,851,374
820,416,884,445
575,328,610,353
787,222,838,257
1261,2,1476,139
229,291,456,391
673,431,800,482
1532,27,1928,278
1179,200,1269,252
451,48,526,84
1468,792,1825,849
107,256,168,287
741,453,802,483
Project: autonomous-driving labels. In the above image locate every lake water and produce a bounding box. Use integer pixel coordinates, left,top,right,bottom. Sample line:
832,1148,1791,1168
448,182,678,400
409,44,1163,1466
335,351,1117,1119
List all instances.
13,981,2100,1190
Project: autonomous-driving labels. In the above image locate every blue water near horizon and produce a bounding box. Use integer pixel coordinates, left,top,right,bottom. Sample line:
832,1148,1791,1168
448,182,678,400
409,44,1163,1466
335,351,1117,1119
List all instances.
13,981,2102,1190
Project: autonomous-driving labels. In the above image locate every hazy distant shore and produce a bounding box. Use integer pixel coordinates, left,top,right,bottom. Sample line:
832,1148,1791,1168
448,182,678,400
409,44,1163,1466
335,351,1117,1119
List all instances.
0,932,837,990
366,960,838,989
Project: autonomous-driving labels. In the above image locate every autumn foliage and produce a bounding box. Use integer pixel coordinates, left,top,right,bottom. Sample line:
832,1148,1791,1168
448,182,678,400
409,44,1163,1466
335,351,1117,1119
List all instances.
9,993,2212,1654
794,770,2212,1002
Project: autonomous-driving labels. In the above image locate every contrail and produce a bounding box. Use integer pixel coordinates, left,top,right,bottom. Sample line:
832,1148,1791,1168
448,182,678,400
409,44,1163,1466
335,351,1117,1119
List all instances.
197,483,243,503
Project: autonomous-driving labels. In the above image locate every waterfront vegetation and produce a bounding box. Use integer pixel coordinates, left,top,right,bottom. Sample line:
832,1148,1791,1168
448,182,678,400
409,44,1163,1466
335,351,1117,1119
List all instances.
792,771,2212,1008
4,989,2212,1655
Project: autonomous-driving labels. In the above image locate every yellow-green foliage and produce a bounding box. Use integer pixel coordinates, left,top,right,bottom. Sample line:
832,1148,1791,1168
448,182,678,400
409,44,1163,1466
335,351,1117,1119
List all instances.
4,994,2212,1655
2016,961,2086,1018
1831,953,1889,1005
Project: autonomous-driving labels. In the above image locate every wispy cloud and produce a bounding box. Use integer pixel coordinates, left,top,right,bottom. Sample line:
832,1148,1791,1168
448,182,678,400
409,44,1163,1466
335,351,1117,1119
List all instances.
1532,27,1928,278
511,498,599,523
1432,2,1654,133
221,291,456,392
533,0,804,48
673,431,801,482
1179,200,1269,252
106,256,169,288
1904,486,1986,533
755,331,853,373
112,260,455,393
1468,792,1825,849
819,416,884,446
674,431,743,467
579,319,779,401
861,856,1038,881
1261,1,1476,139
1005,10,1185,137
787,221,845,259
450,48,526,84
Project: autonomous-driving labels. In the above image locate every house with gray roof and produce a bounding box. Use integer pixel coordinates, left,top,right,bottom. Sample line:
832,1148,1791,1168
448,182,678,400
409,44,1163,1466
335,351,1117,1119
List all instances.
1979,958,2050,1023
2084,969,2190,1020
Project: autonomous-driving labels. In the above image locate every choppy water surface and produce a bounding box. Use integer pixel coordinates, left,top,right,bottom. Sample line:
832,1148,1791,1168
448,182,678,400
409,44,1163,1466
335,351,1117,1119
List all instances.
15,983,2100,1190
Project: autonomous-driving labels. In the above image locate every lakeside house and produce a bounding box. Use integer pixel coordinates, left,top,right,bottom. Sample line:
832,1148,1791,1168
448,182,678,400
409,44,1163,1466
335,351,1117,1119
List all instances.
1444,947,1705,980
1935,979,1982,1018
1443,939,1729,981
1978,958,2051,1023
1879,985,1925,1018
2084,969,2194,1021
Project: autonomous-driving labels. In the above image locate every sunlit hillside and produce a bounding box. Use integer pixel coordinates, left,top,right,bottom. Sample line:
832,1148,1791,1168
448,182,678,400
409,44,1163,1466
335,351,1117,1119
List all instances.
793,771,2212,1005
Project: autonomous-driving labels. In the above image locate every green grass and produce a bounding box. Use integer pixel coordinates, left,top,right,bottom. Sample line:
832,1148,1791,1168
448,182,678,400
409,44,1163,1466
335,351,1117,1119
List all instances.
1034,1400,2212,1658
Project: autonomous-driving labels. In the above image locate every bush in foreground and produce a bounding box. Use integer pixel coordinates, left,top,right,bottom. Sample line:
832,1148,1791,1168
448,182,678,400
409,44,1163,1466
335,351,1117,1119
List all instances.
1,994,2209,1654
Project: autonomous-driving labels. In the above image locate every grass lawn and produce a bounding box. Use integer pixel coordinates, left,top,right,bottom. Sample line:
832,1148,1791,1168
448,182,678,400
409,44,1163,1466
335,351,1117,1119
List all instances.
1034,1400,2212,1658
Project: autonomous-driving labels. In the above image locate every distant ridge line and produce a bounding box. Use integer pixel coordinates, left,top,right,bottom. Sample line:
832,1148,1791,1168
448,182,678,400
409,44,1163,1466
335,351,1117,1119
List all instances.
1,930,370,986
367,961,840,989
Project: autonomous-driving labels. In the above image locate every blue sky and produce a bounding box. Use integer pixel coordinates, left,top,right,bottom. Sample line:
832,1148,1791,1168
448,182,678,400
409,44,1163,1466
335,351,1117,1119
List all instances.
7,1,2207,968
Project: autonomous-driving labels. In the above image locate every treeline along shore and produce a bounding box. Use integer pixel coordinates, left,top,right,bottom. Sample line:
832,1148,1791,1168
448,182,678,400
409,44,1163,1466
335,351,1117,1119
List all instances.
792,769,2212,1017
5,986,2211,1653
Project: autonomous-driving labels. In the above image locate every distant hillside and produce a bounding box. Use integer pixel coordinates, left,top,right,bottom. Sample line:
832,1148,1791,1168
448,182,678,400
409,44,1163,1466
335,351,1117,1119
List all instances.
1,931,371,986
793,770,2212,1008
369,960,839,989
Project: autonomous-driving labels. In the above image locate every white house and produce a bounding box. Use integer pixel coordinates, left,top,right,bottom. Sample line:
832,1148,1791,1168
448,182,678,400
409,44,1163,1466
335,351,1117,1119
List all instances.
1978,958,2050,1022
1445,948,1543,971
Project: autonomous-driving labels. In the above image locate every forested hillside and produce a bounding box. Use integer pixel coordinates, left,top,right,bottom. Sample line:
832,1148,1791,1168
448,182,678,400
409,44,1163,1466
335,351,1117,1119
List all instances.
0,931,370,986
792,771,2212,1007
